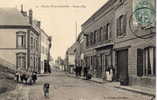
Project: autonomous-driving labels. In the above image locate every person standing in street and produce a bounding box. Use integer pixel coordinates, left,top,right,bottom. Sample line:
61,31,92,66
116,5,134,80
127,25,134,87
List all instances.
15,71,19,83
43,83,50,98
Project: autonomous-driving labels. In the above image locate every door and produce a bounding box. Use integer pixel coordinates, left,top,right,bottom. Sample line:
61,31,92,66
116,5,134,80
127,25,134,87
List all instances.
117,49,129,85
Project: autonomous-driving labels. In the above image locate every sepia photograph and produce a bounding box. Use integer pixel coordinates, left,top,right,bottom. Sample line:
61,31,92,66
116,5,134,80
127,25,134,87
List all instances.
0,0,156,100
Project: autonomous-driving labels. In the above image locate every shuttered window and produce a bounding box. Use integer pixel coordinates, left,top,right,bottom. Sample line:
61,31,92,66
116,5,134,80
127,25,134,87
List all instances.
117,14,127,37
137,47,156,76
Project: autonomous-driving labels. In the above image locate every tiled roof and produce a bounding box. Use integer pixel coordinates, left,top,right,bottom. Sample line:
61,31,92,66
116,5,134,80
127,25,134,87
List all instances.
0,8,30,26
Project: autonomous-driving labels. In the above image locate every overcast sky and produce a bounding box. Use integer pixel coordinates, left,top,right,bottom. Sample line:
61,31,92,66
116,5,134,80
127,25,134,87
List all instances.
0,0,108,60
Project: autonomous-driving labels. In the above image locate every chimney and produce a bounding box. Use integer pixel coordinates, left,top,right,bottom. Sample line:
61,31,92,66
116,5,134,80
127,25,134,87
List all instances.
21,4,23,13
37,21,41,28
29,9,33,24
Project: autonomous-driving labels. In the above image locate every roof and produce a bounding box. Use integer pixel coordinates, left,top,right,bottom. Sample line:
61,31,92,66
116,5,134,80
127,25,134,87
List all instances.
0,8,30,26
82,0,116,27
40,28,49,38
67,42,78,54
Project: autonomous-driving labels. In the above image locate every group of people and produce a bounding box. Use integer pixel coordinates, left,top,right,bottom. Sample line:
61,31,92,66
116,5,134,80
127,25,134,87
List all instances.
74,66,92,80
105,67,115,82
75,65,82,77
15,71,37,85
82,67,92,80
74,65,115,81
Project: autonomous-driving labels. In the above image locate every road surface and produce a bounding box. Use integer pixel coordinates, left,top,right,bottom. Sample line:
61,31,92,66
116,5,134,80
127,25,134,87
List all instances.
0,70,154,100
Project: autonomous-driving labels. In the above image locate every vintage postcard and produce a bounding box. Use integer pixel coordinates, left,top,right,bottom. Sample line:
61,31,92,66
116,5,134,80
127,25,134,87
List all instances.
0,0,156,100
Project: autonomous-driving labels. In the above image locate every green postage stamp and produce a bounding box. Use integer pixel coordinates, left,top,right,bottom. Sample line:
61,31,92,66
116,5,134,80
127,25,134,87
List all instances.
133,0,156,27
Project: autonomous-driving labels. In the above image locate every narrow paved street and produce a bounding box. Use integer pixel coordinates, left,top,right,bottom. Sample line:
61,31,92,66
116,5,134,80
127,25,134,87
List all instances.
0,70,154,100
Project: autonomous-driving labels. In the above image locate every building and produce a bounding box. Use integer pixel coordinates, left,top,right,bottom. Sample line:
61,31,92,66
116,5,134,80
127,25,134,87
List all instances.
81,0,117,79
113,0,155,87
39,29,50,73
65,42,77,73
75,32,86,73
55,57,64,70
0,7,40,73
81,0,156,88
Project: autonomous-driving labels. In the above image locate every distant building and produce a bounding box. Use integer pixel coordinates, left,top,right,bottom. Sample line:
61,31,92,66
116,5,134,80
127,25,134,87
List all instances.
75,32,86,70
39,29,50,73
65,42,77,73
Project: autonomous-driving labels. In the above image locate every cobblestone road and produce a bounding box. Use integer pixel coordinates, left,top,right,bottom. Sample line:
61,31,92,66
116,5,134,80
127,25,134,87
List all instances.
0,70,154,100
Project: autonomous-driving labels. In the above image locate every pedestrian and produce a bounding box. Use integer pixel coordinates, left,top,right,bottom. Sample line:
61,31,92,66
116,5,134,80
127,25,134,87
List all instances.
78,66,82,77
27,74,32,85
83,67,88,78
43,83,50,97
105,67,110,81
32,72,37,84
15,71,19,83
86,68,92,80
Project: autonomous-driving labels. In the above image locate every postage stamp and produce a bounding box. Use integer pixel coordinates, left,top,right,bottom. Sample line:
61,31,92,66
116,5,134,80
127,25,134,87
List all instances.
133,0,155,27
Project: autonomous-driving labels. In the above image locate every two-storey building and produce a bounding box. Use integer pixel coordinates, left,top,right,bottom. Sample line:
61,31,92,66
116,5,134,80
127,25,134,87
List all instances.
82,0,156,88
81,0,117,79
0,7,40,72
114,0,156,87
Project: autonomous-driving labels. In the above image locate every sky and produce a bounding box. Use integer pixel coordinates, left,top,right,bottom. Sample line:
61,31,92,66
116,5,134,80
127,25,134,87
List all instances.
0,0,108,60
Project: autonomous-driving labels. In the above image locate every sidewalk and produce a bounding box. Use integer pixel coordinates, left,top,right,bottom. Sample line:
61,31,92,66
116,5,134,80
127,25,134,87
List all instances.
38,73,50,77
67,73,155,97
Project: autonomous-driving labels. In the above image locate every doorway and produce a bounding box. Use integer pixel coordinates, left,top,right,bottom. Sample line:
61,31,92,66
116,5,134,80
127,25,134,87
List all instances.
117,49,129,85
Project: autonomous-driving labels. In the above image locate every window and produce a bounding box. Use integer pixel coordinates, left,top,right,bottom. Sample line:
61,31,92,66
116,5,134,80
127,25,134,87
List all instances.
16,53,26,70
106,23,111,40
93,31,96,44
90,32,93,45
36,39,38,50
103,25,106,41
16,31,26,48
89,34,92,46
137,47,156,76
100,27,103,42
98,28,101,42
31,37,33,49
86,35,89,47
117,15,127,37
94,30,97,44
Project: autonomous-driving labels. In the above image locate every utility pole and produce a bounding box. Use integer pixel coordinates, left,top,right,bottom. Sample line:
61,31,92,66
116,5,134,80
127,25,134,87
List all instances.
75,21,77,41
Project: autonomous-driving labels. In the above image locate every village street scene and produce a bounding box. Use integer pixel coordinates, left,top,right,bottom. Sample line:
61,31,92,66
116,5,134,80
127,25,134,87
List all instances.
0,0,156,100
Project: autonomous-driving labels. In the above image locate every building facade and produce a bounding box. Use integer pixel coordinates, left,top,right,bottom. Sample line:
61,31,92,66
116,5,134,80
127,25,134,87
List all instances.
81,0,156,88
39,29,50,73
65,42,77,73
75,32,86,73
113,0,156,87
81,0,117,79
0,7,41,73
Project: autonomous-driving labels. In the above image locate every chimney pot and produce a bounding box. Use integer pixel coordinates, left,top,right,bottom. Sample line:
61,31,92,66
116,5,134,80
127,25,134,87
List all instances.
21,4,23,13
29,9,33,24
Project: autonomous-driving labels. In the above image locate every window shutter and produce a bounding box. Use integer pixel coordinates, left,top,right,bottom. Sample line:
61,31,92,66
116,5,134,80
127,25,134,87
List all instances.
137,49,144,76
103,26,106,41
106,25,108,40
117,18,120,36
123,14,127,35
